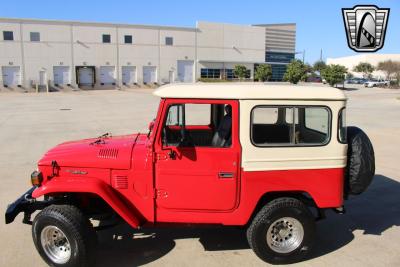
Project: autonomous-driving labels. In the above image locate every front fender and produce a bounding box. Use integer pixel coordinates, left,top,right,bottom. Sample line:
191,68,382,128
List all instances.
32,177,141,228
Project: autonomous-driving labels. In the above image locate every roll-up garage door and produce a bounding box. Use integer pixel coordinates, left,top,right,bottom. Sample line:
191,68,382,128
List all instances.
143,66,157,84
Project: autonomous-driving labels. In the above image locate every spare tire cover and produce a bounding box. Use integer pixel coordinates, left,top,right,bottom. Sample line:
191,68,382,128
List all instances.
345,126,375,195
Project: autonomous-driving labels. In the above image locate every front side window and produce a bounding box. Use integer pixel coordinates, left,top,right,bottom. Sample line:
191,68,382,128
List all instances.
162,103,232,148
102,34,111,43
338,108,347,143
251,106,330,146
30,32,40,42
3,31,13,41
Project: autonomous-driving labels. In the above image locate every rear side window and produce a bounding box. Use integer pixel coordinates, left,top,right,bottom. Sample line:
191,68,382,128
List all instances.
305,108,329,134
251,106,331,146
252,107,278,124
338,108,347,143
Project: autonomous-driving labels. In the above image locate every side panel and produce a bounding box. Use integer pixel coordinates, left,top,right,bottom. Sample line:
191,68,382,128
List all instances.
32,176,142,228
155,167,344,225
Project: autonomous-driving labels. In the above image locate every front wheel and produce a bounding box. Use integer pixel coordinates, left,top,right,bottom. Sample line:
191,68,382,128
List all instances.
247,197,315,264
32,205,96,267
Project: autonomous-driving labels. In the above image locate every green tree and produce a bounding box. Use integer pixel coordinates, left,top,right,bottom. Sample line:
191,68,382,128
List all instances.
321,64,348,87
283,60,307,84
353,62,375,79
233,65,248,81
254,64,272,82
313,60,327,74
346,72,354,79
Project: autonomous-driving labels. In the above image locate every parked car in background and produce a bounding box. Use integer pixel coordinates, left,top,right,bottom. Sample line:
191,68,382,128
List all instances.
306,76,322,83
346,78,368,84
364,79,390,88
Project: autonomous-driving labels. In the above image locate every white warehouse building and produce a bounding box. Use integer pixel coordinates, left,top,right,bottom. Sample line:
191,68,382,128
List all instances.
327,54,400,79
0,18,296,89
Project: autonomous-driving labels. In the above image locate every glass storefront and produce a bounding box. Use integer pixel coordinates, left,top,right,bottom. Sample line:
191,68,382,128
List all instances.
270,64,288,81
266,52,295,63
265,52,295,81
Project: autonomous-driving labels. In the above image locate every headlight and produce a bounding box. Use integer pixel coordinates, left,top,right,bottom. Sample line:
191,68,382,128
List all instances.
31,171,43,186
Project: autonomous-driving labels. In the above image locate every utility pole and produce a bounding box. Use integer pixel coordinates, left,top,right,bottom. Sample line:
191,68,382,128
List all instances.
320,49,323,62
302,49,305,63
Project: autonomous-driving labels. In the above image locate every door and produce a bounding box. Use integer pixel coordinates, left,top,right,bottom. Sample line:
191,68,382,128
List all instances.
100,66,116,85
53,66,70,85
177,60,194,82
143,66,156,84
78,67,94,85
39,70,47,86
154,99,240,213
2,66,21,86
122,66,136,85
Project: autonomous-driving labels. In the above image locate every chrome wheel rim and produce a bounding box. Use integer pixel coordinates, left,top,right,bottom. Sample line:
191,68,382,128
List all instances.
40,225,71,264
266,217,304,253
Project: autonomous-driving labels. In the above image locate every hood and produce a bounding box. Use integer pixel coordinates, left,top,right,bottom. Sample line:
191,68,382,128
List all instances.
38,134,145,169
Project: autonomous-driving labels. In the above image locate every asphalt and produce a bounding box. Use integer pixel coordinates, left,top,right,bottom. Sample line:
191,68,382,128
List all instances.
0,84,399,267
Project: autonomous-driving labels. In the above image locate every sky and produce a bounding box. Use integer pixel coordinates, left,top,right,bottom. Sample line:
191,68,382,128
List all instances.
0,0,398,64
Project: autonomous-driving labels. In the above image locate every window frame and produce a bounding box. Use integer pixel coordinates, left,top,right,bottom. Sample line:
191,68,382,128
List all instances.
158,99,237,149
3,31,14,41
30,32,40,42
250,105,332,148
102,34,111,43
337,107,347,144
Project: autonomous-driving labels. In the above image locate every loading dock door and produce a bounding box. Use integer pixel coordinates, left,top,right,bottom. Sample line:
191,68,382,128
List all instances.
2,66,21,86
100,66,116,85
53,66,70,85
177,60,194,82
122,66,136,85
77,67,94,86
143,66,157,84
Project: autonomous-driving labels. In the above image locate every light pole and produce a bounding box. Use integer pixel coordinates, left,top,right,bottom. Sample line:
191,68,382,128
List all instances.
295,50,305,63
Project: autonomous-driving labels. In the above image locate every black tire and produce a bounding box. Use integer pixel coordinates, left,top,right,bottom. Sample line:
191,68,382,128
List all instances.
345,126,375,195
247,197,315,264
32,205,96,267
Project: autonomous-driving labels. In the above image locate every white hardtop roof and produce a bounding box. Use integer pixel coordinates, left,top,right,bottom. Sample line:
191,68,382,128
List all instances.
153,83,347,101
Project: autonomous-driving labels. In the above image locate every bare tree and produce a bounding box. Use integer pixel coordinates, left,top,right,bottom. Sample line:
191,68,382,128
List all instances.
377,60,400,80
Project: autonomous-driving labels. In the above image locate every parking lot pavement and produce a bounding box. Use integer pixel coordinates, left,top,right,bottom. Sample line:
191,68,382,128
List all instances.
1,85,399,267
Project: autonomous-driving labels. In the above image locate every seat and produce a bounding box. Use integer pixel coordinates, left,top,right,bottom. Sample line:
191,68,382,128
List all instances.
211,114,232,147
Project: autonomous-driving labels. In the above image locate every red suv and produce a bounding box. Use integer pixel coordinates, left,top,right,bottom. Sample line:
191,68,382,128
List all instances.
5,84,375,266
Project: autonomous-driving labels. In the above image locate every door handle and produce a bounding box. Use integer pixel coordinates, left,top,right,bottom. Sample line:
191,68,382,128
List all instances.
218,172,234,178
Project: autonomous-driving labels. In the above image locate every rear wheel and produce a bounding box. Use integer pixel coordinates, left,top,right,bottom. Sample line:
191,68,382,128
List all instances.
32,205,96,267
247,197,315,264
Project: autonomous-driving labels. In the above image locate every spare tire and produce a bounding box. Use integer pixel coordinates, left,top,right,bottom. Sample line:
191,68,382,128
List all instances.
345,126,375,196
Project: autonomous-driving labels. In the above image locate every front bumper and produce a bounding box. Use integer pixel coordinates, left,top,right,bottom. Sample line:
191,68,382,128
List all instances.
5,186,48,224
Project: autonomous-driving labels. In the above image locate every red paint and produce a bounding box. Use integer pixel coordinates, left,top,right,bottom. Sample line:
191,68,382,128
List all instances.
155,168,344,225
32,176,142,228
38,134,139,169
31,98,345,229
154,99,241,213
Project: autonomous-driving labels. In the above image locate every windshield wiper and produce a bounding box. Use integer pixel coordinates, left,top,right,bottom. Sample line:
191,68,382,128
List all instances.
90,132,112,145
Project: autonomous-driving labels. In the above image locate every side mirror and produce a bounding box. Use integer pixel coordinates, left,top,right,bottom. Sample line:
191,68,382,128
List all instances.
148,120,155,131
